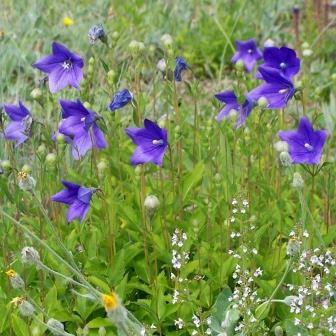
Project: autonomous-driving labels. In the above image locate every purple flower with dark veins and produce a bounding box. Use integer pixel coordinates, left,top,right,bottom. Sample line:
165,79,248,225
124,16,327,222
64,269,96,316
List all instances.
215,91,254,128
248,66,295,109
51,180,96,223
174,56,188,81
125,119,168,166
231,38,262,72
256,46,300,79
32,42,84,93
3,102,32,146
58,99,106,159
278,117,327,165
109,89,133,112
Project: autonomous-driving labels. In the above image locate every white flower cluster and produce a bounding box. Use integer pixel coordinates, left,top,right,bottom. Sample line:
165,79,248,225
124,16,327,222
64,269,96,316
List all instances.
229,197,249,223
286,248,336,333
227,264,264,332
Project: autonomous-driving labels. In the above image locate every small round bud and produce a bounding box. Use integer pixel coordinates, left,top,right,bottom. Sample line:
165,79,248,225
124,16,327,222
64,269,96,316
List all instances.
302,49,313,57
214,173,221,183
37,144,47,155
264,38,275,48
301,42,309,49
82,326,89,336
46,153,57,166
160,33,173,48
17,171,36,191
144,195,160,210
292,5,300,14
87,65,94,75
107,70,116,81
30,88,42,100
18,300,35,317
21,164,32,174
97,160,108,175
1,160,11,171
83,102,91,110
112,31,119,40
98,327,107,336
292,172,304,189
157,59,167,72
175,125,181,137
279,151,292,167
158,115,167,128
235,59,245,71
314,87,322,97
6,270,25,289
89,57,95,65
286,238,301,256
88,24,107,45
10,274,25,289
331,73,336,81
21,246,40,265
128,40,145,53
47,318,65,335
283,295,298,306
257,96,269,108
274,326,284,336
273,141,288,152
149,44,156,54
294,80,302,90
135,165,142,176
56,133,65,144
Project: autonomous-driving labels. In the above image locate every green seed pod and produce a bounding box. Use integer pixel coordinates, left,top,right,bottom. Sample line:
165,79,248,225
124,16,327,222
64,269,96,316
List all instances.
160,33,173,48
46,153,57,166
89,57,95,65
21,164,32,174
83,102,91,110
257,96,268,108
30,88,42,100
97,160,108,175
1,160,11,171
37,144,47,156
235,59,245,71
98,327,107,336
274,326,283,336
112,31,119,40
292,172,304,189
134,165,142,176
56,133,65,144
47,318,65,335
18,300,35,317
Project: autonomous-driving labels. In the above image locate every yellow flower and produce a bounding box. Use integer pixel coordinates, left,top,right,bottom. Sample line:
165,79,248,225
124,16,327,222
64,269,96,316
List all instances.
63,17,74,27
11,297,24,307
102,292,118,312
5,269,16,278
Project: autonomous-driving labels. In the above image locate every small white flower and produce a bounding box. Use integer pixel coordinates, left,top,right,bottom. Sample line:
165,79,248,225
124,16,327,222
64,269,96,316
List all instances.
174,318,184,329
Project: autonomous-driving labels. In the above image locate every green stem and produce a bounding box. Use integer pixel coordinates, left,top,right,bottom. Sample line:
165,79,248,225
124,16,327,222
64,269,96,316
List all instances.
0,209,102,299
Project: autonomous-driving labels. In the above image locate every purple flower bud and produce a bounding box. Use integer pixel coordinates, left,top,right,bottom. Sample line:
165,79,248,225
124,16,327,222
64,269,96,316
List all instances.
109,89,133,112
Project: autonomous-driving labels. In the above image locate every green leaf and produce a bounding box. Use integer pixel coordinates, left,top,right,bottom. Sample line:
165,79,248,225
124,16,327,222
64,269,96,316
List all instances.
255,301,271,320
11,315,30,336
182,161,204,201
99,58,109,73
88,276,111,293
87,317,112,328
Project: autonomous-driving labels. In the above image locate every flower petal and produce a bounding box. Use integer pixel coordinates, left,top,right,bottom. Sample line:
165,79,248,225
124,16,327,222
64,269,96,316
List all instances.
66,200,89,223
